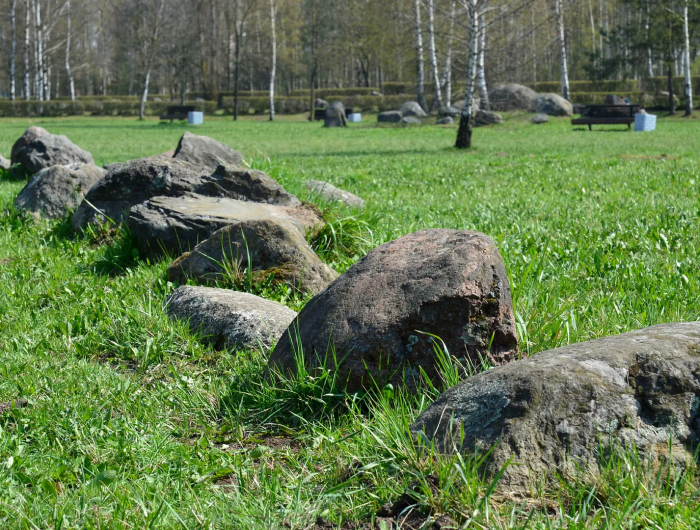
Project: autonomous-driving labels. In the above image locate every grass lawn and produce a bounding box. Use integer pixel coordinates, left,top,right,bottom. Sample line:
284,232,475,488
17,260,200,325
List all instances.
1,113,699,528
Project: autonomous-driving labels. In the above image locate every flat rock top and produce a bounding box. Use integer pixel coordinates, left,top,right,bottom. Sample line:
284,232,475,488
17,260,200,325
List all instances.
173,132,244,171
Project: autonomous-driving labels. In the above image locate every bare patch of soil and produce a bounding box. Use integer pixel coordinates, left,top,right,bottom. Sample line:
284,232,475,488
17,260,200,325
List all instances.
0,398,28,415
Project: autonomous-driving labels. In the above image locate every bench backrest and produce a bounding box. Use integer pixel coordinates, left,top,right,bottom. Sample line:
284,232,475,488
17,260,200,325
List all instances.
166,106,196,114
584,104,639,118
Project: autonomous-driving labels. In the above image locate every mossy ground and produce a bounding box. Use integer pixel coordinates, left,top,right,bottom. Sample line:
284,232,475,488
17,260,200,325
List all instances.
1,112,699,528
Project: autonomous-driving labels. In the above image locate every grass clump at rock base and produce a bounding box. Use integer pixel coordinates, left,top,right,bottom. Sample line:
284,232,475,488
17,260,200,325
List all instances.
0,114,700,527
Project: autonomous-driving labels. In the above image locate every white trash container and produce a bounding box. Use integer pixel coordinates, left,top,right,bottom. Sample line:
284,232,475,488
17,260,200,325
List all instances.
348,113,362,123
188,111,204,125
634,113,656,132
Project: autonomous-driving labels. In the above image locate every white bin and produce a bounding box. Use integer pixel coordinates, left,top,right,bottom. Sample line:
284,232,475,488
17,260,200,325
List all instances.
634,113,656,132
348,113,362,123
188,111,204,125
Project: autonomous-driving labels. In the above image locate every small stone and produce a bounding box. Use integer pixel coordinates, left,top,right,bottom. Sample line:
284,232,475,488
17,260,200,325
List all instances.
166,286,297,351
378,111,403,123
436,116,454,125
401,116,422,125
306,180,365,208
531,113,550,124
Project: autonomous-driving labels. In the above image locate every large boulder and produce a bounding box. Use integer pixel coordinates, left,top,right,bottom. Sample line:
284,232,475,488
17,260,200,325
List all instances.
324,101,347,128
268,230,518,393
534,93,573,116
14,164,105,219
401,116,422,125
399,101,427,118
166,286,297,351
474,110,503,126
10,126,49,165
13,132,94,176
168,218,338,296
411,322,700,492
306,180,365,208
193,165,300,207
605,94,626,105
489,84,537,112
377,111,403,123
71,156,209,231
128,193,323,258
173,132,244,172
531,113,550,124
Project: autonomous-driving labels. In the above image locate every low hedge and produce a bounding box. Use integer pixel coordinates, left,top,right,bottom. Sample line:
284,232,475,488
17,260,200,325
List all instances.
644,76,700,96
290,87,381,98
570,91,682,109
529,80,639,93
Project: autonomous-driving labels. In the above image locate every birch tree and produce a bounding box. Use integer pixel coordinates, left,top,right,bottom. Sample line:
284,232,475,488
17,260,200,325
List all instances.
555,0,570,101
138,0,166,120
9,0,16,100
34,0,43,101
476,11,490,110
455,0,479,149
683,0,692,115
65,0,75,101
427,0,443,113
23,0,29,99
269,0,277,121
413,0,428,112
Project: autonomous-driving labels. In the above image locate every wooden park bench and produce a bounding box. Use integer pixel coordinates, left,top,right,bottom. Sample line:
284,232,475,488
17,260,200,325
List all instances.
572,104,641,130
160,105,196,122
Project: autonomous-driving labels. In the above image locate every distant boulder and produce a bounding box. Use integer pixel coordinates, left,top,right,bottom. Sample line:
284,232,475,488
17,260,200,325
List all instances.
605,94,626,105
534,93,573,116
370,90,384,97
324,101,347,128
474,110,503,126
14,164,105,219
315,98,329,108
399,101,427,118
378,111,403,123
401,116,422,125
531,113,550,124
489,84,537,112
173,132,244,172
436,116,454,125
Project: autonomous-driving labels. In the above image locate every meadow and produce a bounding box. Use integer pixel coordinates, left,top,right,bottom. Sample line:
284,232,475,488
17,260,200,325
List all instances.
1,113,699,529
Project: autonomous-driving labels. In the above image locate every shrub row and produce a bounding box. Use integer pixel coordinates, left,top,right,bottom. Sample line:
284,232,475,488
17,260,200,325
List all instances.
0,99,219,117
569,91,682,109
290,87,381,98
528,80,639,93
644,76,700,96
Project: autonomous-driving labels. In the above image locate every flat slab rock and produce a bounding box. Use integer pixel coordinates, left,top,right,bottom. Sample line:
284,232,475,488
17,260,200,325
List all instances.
268,229,518,392
169,218,337,296
173,132,244,171
128,193,323,258
14,132,94,176
411,322,700,492
195,165,300,207
306,180,365,208
166,286,297,351
14,164,106,219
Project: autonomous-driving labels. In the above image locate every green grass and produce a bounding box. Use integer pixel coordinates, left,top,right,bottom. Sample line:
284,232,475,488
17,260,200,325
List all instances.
1,113,700,528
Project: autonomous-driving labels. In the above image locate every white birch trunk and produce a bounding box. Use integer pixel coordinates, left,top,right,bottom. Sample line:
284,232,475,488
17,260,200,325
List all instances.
140,69,151,120
645,0,653,77
10,0,16,100
413,0,427,111
455,0,479,149
66,0,75,101
477,12,489,111
441,0,456,107
683,0,693,115
34,0,43,101
139,0,165,120
269,0,276,121
427,0,443,112
23,0,29,99
555,0,570,101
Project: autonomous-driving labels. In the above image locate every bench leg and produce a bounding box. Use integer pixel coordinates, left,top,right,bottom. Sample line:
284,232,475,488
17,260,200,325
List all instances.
588,124,592,131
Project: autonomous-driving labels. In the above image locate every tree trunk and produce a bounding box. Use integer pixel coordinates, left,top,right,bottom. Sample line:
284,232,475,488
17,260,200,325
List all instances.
34,0,43,101
9,0,16,100
455,0,479,149
427,0,443,113
645,0,653,77
139,0,165,121
683,0,692,116
269,0,276,121
65,0,75,101
668,66,675,115
234,19,242,120
140,69,151,120
555,0,570,101
23,0,29,99
413,0,428,111
441,0,456,107
477,12,490,111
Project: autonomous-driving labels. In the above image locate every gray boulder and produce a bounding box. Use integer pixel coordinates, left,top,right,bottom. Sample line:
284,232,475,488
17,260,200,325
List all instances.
315,98,329,108
71,156,210,231
605,94,626,105
168,218,338,296
14,132,94,176
489,84,537,112
442,106,461,118
10,126,49,165
166,286,297,351
436,116,454,125
370,91,384,97
128,193,323,258
173,132,244,172
411,322,700,492
306,180,365,208
531,113,550,124
193,165,300,207
378,111,403,123
474,110,503,126
268,229,518,393
324,101,347,128
0,154,10,171
14,164,105,219
399,101,427,118
401,116,422,125
534,93,573,116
